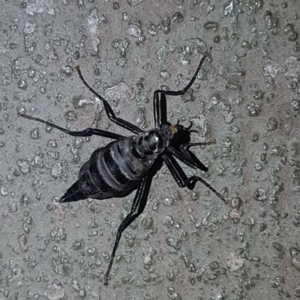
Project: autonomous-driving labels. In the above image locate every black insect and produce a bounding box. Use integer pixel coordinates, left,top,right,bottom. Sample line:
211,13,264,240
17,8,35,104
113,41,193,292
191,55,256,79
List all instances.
19,48,227,285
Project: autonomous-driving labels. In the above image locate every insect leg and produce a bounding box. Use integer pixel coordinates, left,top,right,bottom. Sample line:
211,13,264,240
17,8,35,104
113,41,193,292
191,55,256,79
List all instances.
18,112,124,140
166,146,206,170
185,176,228,204
153,91,167,127
163,153,227,204
166,139,216,171
177,140,217,171
152,48,211,126
104,174,152,285
75,66,143,134
179,140,216,151
162,153,186,187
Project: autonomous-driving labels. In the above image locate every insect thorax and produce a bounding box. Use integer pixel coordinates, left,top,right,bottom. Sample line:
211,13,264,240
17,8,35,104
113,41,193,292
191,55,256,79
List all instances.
132,126,173,161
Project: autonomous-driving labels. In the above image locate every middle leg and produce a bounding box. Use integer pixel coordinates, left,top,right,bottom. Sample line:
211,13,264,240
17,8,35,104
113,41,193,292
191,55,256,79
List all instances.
76,66,143,134
153,49,211,126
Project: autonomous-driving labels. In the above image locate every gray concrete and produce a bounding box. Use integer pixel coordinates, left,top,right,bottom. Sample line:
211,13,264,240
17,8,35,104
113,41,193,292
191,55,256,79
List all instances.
1,0,300,299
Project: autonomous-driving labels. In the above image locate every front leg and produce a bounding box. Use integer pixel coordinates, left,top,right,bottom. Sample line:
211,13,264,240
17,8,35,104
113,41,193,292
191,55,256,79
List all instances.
162,153,227,204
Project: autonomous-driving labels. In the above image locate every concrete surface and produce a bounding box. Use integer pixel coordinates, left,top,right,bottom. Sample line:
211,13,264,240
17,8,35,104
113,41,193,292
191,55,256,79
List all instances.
1,0,300,299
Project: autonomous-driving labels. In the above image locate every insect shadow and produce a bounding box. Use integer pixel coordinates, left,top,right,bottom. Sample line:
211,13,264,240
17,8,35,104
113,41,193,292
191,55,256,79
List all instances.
19,48,228,285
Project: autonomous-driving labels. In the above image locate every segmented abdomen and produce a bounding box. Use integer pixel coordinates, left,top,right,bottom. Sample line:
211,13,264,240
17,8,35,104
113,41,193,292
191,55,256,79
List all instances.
60,136,149,202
